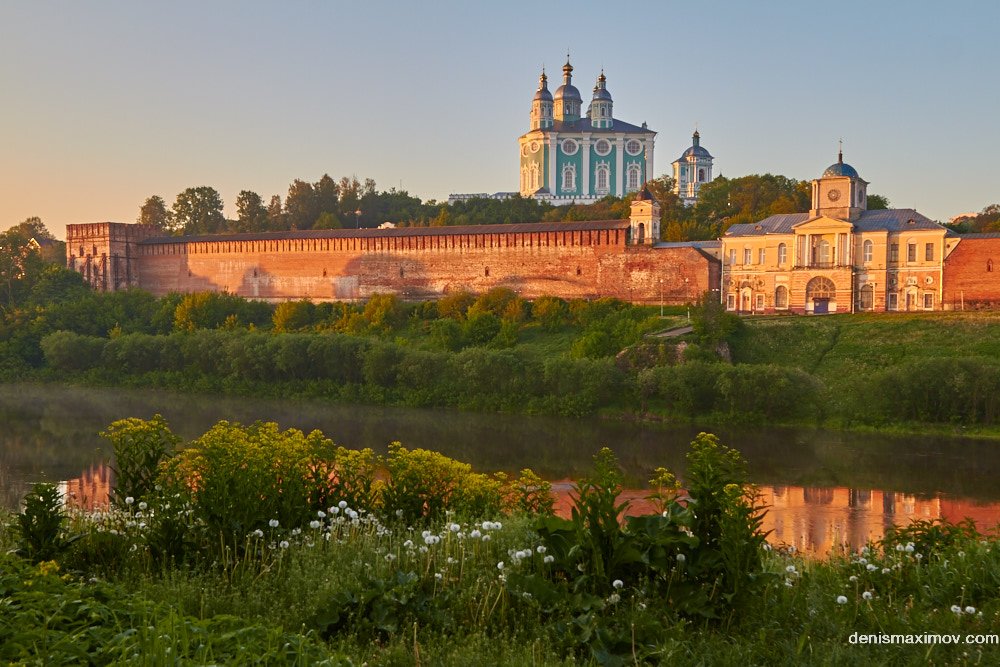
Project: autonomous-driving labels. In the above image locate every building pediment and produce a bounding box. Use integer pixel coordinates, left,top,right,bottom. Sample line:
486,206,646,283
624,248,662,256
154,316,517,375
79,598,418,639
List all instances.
791,215,854,234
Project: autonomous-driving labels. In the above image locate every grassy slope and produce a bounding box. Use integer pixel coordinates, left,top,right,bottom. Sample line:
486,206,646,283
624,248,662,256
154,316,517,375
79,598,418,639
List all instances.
732,311,1000,394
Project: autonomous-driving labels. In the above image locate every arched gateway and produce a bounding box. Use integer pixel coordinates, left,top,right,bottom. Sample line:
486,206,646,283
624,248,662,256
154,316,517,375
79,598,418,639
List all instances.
805,276,836,314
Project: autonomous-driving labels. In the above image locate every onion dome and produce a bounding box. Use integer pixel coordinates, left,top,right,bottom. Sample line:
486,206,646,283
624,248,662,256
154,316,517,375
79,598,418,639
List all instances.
591,70,612,101
553,58,582,103
533,69,552,102
822,149,859,178
678,130,713,159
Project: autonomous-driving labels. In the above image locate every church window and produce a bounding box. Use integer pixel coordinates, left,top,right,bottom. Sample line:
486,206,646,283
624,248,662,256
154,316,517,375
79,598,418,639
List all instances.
595,165,609,192
889,243,899,263
863,240,873,263
775,285,788,309
530,164,539,190
562,165,576,192
698,168,705,182
561,139,578,155
777,243,787,265
625,139,642,156
907,243,916,263
626,164,641,191
520,168,528,192
594,139,611,156
925,243,934,261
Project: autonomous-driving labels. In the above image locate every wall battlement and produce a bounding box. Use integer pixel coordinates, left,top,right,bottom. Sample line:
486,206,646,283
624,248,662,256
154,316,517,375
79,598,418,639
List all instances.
65,219,720,304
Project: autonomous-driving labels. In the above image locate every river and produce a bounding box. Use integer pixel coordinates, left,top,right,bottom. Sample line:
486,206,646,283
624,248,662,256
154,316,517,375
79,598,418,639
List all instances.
2,383,999,554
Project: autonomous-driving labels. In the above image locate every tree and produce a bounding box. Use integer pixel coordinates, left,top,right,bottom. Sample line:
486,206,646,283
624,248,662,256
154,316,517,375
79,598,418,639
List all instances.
867,194,890,210
267,195,284,230
138,195,171,230
172,187,225,235
235,190,269,233
284,179,320,230
0,225,44,308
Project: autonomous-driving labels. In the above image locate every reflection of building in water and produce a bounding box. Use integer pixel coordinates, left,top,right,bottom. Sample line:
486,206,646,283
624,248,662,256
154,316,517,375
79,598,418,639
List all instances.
60,463,112,511
762,485,942,554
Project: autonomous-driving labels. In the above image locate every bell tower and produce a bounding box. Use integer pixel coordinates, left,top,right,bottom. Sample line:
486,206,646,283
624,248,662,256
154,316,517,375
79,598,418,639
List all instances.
811,146,868,221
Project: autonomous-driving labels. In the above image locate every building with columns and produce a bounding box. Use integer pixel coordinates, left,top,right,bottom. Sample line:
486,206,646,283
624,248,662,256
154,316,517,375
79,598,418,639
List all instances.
672,130,714,206
518,58,656,204
721,152,956,314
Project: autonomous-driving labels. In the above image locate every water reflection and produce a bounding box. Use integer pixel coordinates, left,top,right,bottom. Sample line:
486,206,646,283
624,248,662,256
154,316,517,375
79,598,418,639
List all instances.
4,383,1000,554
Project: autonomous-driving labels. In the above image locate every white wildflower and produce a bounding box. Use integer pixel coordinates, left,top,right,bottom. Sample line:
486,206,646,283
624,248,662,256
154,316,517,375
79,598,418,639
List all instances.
279,540,289,549
338,501,348,509
951,605,963,614
138,501,148,511
268,519,279,528
862,591,873,600
536,545,547,554
309,520,321,529
965,606,976,615
470,529,482,539
497,561,505,570
612,579,624,590
125,496,135,505
676,553,686,563
543,555,554,564
836,595,848,605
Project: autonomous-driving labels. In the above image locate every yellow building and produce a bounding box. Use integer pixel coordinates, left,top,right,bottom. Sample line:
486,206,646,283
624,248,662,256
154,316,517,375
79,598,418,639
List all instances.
721,153,957,314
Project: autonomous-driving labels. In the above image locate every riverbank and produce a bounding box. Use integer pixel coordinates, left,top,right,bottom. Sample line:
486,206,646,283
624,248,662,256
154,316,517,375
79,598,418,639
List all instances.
3,426,999,666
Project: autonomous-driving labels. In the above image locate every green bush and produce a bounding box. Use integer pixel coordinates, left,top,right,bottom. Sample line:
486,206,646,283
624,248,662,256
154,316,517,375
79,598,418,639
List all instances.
39,330,106,371
101,414,180,510
16,483,77,563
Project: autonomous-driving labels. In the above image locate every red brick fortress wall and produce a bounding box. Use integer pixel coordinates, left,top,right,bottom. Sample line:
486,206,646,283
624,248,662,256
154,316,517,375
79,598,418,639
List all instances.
942,235,1000,309
127,220,716,304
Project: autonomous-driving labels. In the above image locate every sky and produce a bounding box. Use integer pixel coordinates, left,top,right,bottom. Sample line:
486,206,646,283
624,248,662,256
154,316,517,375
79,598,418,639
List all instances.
1,0,998,239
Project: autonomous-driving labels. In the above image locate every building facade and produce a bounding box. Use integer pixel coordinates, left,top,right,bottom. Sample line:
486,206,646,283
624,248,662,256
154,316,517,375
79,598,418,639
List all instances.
721,153,955,314
517,59,656,204
672,130,714,206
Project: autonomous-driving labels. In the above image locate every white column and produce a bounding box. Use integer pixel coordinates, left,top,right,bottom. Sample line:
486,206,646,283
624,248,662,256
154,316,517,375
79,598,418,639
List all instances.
646,138,654,182
547,136,558,193
614,135,624,196
580,134,591,197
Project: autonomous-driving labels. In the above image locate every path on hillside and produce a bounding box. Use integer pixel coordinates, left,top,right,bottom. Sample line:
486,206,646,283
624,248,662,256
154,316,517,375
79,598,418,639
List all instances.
648,324,693,338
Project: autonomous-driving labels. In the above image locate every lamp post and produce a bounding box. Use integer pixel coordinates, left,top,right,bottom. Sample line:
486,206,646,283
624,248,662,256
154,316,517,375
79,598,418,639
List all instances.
354,209,362,229
659,278,663,317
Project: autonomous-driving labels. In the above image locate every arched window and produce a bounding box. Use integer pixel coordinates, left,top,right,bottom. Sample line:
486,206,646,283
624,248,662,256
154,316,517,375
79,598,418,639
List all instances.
562,164,576,192
775,285,788,309
530,164,539,190
520,167,528,192
777,243,787,265
859,284,874,310
637,223,645,244
626,164,641,191
988,259,994,272
863,239,873,263
698,168,705,182
595,165,609,193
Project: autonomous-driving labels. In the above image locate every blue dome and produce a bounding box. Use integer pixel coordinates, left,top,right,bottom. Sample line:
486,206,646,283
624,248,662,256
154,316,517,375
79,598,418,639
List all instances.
533,88,552,102
681,145,712,159
554,83,581,102
822,161,859,178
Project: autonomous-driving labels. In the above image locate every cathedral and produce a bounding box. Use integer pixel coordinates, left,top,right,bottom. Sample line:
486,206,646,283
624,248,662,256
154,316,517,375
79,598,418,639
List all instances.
517,58,657,203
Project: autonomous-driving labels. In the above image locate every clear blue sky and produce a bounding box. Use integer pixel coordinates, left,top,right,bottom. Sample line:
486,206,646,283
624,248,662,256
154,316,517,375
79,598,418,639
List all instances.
2,0,997,239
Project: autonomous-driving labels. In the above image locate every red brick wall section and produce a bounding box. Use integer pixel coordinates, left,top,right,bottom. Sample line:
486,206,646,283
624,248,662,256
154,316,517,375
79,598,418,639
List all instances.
942,237,1000,309
134,231,716,304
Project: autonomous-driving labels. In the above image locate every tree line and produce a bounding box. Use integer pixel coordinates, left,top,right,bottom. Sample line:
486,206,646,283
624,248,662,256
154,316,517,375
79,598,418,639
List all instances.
135,173,893,241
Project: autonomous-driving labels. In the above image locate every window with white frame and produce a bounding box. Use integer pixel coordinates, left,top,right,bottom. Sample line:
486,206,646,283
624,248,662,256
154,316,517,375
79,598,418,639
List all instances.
758,248,766,264
755,294,765,311
595,165,609,193
863,239,873,263
561,164,576,192
626,164,641,191
907,243,916,263
729,249,736,265
923,293,933,309
743,248,752,265
777,243,787,265
925,243,934,261
727,294,736,310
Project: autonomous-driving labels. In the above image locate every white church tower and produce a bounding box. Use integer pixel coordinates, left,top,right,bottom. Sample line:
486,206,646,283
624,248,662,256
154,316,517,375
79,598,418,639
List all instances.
672,130,714,206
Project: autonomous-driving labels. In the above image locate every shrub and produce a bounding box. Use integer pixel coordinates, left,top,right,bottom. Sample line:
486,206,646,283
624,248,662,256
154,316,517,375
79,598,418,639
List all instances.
40,331,106,371
436,291,475,320
15,482,77,563
381,442,504,523
159,421,339,542
463,311,501,346
530,296,569,331
272,300,318,332
101,415,180,510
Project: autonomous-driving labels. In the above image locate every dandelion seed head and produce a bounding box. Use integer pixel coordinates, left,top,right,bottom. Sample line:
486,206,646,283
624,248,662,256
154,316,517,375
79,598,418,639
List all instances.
125,497,134,505
612,579,624,589
836,595,848,605
279,540,289,549
268,519,279,528
862,591,873,600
